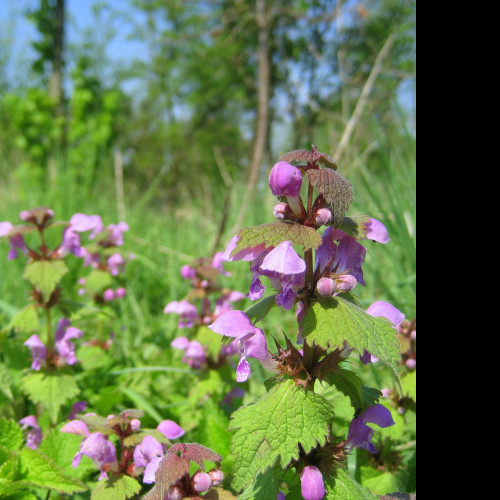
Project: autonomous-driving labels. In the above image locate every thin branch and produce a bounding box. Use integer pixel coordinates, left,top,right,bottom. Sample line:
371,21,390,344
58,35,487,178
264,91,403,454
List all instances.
334,32,397,165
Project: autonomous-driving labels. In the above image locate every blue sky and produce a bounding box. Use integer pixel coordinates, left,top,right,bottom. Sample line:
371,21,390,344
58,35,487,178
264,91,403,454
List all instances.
0,0,148,87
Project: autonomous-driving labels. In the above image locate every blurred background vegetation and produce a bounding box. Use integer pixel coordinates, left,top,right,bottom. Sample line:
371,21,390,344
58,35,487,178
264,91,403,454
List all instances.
0,0,416,322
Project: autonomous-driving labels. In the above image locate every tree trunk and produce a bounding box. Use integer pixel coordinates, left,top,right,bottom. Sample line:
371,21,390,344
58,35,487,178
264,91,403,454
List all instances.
231,0,272,233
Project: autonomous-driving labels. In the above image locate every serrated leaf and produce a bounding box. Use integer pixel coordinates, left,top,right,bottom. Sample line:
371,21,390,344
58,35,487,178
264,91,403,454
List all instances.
22,261,69,301
229,380,334,492
279,149,316,164
307,169,353,227
302,297,401,382
233,222,322,257
91,474,141,500
245,295,277,324
18,447,86,494
359,467,404,496
328,369,381,411
39,429,91,479
0,418,25,452
7,305,40,334
21,372,80,423
0,446,19,480
326,468,378,499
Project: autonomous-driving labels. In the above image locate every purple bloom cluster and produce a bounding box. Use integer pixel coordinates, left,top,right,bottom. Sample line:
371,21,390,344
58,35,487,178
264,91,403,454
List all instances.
61,410,185,482
19,416,42,449
24,318,83,370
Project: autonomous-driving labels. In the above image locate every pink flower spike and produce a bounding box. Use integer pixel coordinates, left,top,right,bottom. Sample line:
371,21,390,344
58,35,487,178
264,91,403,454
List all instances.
157,420,185,440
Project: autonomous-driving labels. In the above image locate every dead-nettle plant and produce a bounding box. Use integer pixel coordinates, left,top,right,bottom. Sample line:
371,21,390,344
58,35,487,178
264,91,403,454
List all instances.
207,147,404,499
0,208,132,424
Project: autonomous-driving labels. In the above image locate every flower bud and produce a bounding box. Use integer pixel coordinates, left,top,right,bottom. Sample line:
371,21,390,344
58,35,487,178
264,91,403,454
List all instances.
208,468,224,486
335,275,357,293
406,358,416,370
300,466,326,500
115,288,127,299
273,202,291,220
316,277,336,297
20,211,33,222
193,472,213,493
130,419,141,431
168,486,185,500
181,264,197,280
103,289,115,302
269,161,303,198
315,208,332,226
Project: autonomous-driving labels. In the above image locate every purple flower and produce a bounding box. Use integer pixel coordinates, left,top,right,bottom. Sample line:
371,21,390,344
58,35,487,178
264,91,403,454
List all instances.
164,300,199,328
315,208,332,227
108,253,125,276
19,416,42,449
211,251,231,276
347,404,395,454
365,218,390,244
300,466,326,500
24,335,47,371
222,234,269,263
103,289,115,302
55,318,84,366
0,222,28,260
157,419,185,440
72,432,117,480
69,214,104,239
171,337,207,369
209,311,274,382
213,290,246,320
61,420,91,437
181,264,197,280
134,435,163,470
193,472,213,493
69,401,88,420
269,161,303,216
107,222,129,246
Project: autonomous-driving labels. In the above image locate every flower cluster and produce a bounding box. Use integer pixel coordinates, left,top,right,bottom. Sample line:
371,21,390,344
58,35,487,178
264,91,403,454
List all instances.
24,318,83,370
61,409,185,482
165,253,245,371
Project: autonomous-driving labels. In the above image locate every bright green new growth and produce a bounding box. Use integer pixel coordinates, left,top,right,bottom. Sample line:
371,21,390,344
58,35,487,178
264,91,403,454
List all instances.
302,296,401,382
229,380,335,493
91,474,142,500
21,372,80,423
22,260,69,302
0,419,86,497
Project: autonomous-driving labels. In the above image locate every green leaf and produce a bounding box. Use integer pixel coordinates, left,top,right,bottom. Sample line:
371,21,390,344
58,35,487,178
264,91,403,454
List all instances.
245,295,277,324
326,468,378,499
328,369,381,411
401,370,416,401
39,429,91,479
302,296,401,382
22,260,69,301
204,487,239,499
17,447,87,494
238,468,281,500
229,380,334,492
0,418,24,452
0,365,14,400
91,474,141,500
7,305,40,334
307,168,353,227
21,372,80,423
232,222,322,257
359,467,404,496
83,269,113,297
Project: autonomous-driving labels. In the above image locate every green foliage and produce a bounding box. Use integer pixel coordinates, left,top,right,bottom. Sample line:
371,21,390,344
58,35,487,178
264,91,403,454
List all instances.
91,474,141,500
229,380,335,492
328,369,381,412
302,295,401,381
233,222,322,257
325,468,378,499
22,260,69,303
0,420,86,498
21,372,80,423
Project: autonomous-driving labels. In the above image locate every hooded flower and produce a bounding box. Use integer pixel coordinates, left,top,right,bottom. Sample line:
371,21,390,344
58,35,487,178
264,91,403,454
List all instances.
209,311,274,382
269,161,303,216
171,337,207,369
347,404,395,454
72,432,117,480
24,335,47,371
157,420,185,440
134,435,164,483
19,416,42,449
164,300,199,328
0,222,29,260
107,222,129,246
55,318,84,366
